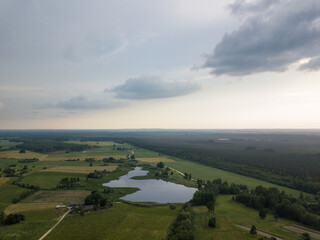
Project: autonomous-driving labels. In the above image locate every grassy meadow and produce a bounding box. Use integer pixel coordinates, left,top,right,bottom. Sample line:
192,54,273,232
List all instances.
20,172,87,189
42,165,117,174
193,195,301,240
166,158,308,198
45,203,179,240
0,208,65,240
21,190,90,203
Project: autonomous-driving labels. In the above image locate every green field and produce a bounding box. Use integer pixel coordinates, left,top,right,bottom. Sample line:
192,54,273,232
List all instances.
20,172,87,189
0,183,28,211
166,158,308,198
193,195,300,240
45,203,179,240
21,190,90,204
0,208,64,240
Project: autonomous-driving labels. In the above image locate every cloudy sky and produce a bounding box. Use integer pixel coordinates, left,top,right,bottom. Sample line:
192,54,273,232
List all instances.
1,0,320,129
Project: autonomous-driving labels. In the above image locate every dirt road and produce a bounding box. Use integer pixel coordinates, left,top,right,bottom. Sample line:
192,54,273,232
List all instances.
284,225,320,240
39,209,70,240
235,224,283,240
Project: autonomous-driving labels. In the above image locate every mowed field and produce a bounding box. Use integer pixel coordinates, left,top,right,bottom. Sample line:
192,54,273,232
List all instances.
0,150,47,159
136,157,174,162
20,172,87,189
42,165,118,174
4,202,59,214
21,190,90,203
45,203,179,240
166,158,308,198
193,195,300,240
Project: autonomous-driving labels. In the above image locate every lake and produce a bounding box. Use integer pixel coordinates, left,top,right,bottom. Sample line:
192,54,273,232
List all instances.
103,167,197,203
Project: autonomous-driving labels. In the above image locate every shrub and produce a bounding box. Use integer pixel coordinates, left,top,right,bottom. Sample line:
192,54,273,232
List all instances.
3,213,25,225
208,217,216,228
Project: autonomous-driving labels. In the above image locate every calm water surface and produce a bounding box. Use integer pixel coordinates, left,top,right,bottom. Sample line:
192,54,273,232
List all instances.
103,167,197,203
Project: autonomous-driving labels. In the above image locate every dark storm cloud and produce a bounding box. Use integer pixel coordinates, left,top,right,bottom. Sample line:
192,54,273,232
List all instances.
203,0,320,76
109,76,200,100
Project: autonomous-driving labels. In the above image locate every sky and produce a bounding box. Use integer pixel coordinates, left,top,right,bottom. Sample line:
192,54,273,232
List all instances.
1,0,320,129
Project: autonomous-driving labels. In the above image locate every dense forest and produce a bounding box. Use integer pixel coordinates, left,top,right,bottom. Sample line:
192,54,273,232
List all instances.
2,130,320,194
236,186,320,229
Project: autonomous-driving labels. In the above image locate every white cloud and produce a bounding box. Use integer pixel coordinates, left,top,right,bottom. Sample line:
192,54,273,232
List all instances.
109,76,201,100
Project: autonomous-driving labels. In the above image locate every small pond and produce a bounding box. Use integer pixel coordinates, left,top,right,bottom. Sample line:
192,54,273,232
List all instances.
103,167,197,203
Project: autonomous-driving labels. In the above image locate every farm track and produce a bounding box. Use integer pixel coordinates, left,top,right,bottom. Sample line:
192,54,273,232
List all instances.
39,209,70,240
284,225,320,240
235,224,283,240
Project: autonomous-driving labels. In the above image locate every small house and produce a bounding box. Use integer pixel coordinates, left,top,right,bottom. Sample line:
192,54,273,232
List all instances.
84,205,94,211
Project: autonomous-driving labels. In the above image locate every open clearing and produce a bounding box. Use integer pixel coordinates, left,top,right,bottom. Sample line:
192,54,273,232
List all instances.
166,158,309,198
193,195,300,240
42,165,117,174
4,202,59,214
0,177,9,185
0,150,46,159
137,157,174,162
284,225,320,240
22,190,90,203
45,203,179,240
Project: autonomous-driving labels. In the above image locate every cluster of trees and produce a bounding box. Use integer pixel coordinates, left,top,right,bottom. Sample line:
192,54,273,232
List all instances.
56,177,80,189
64,159,80,162
18,158,38,163
155,168,170,178
156,162,165,168
0,212,25,225
167,203,194,240
2,165,32,177
85,190,113,209
103,157,121,163
3,167,17,177
16,140,90,153
184,173,192,180
12,181,40,191
236,186,320,229
85,158,96,163
87,170,104,179
155,162,172,178
12,190,37,203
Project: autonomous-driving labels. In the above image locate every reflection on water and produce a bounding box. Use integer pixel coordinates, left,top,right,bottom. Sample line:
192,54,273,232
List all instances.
103,167,197,203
